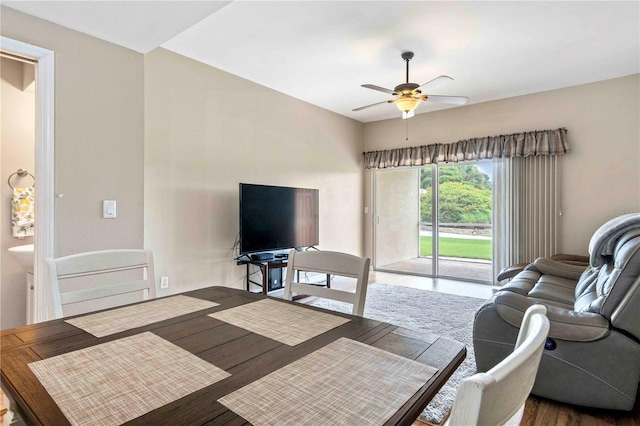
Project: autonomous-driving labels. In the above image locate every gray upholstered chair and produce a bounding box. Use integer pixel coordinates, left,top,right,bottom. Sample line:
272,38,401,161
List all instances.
473,213,640,411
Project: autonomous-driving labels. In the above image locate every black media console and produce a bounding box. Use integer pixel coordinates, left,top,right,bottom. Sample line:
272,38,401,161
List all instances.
237,258,288,294
236,253,330,295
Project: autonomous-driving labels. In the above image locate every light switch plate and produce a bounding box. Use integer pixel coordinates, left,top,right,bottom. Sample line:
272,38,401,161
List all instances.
103,200,116,219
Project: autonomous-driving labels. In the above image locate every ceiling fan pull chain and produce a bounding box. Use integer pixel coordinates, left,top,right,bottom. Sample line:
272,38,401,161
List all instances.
405,119,409,141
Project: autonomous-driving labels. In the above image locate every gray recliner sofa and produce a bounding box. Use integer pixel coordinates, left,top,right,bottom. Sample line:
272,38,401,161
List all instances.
473,213,640,411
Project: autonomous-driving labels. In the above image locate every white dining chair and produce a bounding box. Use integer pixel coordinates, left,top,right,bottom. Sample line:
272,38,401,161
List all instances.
283,249,370,316
445,304,550,426
45,249,156,319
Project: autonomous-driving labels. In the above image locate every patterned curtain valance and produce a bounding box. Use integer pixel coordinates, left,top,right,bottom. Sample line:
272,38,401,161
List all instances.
363,127,569,169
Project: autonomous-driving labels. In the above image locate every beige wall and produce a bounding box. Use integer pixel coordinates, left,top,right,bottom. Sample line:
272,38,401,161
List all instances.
1,57,35,329
1,7,145,257
364,74,640,256
144,48,364,295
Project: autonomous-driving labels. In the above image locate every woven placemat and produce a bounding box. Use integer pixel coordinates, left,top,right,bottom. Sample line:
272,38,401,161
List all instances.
208,299,350,346
66,295,218,337
219,337,438,425
29,332,230,426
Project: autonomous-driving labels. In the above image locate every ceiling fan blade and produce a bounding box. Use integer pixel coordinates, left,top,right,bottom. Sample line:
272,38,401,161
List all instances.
352,100,393,112
424,95,469,105
419,75,453,92
361,84,395,95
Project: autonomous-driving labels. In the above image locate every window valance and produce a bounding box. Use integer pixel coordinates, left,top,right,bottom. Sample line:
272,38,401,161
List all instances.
363,127,569,169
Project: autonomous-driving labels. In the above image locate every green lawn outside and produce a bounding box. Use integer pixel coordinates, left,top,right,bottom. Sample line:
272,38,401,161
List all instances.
420,236,492,260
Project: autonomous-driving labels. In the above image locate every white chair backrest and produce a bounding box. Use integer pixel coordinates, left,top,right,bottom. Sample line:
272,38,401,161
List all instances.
446,304,550,426
283,249,370,316
45,249,156,319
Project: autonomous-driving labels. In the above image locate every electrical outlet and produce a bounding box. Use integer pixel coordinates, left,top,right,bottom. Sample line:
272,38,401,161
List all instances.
160,276,169,289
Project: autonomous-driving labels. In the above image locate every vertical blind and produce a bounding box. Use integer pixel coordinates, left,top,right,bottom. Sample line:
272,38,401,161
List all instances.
493,155,561,280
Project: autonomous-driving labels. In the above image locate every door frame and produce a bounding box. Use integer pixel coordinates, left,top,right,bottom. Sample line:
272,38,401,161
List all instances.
2,36,55,322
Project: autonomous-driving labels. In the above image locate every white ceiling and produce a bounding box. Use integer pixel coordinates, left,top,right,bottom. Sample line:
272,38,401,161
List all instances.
5,1,640,123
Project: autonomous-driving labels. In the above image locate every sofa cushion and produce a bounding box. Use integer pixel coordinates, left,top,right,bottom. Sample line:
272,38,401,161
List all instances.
501,269,576,308
532,257,588,280
528,275,577,306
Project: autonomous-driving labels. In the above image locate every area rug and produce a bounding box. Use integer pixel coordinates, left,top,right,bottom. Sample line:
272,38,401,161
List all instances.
304,282,487,425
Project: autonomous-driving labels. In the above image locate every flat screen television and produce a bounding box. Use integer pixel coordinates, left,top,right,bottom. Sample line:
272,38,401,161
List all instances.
239,183,319,255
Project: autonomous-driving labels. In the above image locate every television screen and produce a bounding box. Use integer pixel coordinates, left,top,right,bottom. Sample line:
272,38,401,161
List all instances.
239,183,319,255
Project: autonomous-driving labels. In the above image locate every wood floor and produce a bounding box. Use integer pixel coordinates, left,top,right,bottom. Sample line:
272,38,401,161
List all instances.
294,270,640,426
519,389,640,426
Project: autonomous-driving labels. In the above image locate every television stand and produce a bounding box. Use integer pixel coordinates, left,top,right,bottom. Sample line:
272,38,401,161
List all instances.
237,258,287,294
236,258,330,295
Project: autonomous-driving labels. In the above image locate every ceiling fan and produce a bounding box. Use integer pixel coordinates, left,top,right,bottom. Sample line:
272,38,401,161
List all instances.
353,51,468,119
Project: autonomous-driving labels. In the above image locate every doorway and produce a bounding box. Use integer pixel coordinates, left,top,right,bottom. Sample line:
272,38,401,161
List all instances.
1,37,55,324
1,55,35,329
373,162,493,284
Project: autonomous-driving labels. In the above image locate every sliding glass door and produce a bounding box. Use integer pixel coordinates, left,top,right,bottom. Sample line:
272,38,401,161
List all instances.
374,162,493,283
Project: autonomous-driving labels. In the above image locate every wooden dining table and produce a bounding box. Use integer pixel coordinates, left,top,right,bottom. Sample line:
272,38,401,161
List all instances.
1,286,466,426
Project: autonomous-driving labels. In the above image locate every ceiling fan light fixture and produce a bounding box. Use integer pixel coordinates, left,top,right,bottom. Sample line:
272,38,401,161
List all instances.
402,110,415,120
394,96,420,117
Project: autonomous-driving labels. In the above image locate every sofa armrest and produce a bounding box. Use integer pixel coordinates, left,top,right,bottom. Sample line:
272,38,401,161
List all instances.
496,263,529,282
531,257,589,281
493,291,610,342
